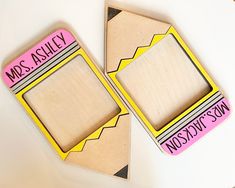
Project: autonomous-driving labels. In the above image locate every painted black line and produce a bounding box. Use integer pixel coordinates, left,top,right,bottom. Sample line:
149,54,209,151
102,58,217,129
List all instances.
14,44,79,93
156,91,219,139
23,91,129,154
107,27,171,74
10,41,77,89
15,47,79,94
157,93,222,142
160,97,225,144
80,113,129,152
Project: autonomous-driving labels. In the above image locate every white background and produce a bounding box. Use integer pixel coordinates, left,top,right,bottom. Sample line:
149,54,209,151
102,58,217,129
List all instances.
0,0,235,187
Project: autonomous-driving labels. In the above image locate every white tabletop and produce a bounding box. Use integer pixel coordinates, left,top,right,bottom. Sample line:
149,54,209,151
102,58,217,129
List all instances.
0,0,235,187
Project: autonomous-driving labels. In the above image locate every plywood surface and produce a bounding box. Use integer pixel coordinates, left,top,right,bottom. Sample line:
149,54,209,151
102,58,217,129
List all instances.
106,10,170,72
66,114,130,177
117,35,210,130
24,55,120,152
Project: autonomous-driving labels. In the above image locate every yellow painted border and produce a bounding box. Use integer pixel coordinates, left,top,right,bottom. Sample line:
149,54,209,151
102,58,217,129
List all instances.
16,48,128,160
108,26,219,137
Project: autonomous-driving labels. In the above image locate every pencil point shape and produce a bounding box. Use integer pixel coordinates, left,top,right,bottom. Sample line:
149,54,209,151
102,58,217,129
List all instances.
108,7,122,21
114,165,128,179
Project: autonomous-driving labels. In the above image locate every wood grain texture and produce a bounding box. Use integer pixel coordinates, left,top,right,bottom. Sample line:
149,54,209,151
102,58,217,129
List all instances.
24,55,120,152
117,34,210,130
65,114,130,177
106,10,170,72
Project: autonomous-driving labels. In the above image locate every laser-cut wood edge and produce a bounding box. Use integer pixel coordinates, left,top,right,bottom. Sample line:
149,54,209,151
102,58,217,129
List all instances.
2,25,131,169
23,55,122,152
105,5,171,73
65,114,131,179
104,4,220,157
116,35,211,130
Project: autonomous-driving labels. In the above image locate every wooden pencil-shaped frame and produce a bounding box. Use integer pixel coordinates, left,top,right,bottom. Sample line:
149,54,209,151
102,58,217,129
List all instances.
105,5,230,155
2,28,130,178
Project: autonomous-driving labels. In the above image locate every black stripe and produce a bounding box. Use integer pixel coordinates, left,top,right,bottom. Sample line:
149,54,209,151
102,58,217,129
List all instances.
156,91,220,140
80,113,129,152
107,27,171,74
10,41,77,89
23,89,129,153
158,94,222,143
14,44,79,93
160,97,224,144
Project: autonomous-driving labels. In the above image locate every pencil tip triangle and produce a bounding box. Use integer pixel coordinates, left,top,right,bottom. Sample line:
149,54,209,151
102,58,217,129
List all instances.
108,7,122,21
65,114,130,179
114,165,128,179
